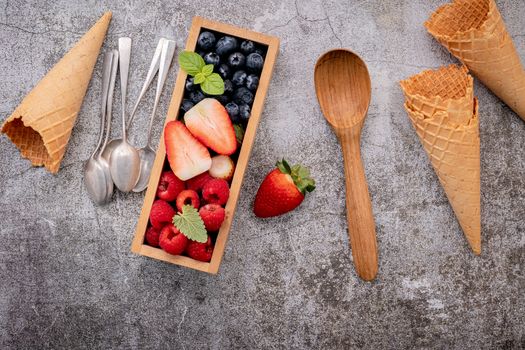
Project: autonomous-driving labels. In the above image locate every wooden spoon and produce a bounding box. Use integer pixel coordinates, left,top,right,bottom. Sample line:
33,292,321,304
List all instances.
314,49,378,281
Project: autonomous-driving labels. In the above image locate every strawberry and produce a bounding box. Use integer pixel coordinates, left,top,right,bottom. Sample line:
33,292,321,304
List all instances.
150,199,176,229
253,159,315,218
176,189,200,212
156,170,185,201
199,204,226,232
186,236,214,262
164,120,212,181
209,155,235,182
159,224,188,255
184,98,237,155
202,179,230,206
186,171,213,193
145,226,161,247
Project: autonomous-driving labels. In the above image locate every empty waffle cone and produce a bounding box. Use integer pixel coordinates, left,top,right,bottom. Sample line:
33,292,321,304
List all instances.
1,12,112,173
425,0,525,121
400,65,481,254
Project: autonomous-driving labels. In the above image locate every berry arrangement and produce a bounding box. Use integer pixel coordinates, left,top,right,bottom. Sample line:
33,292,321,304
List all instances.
144,31,266,262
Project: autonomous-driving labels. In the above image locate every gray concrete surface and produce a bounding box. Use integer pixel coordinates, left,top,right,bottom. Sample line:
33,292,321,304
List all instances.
0,0,524,349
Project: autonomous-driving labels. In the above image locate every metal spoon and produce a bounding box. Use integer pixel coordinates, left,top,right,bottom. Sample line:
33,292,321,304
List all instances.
84,51,113,205
101,38,165,162
314,49,378,281
133,39,176,192
109,37,141,192
99,49,119,202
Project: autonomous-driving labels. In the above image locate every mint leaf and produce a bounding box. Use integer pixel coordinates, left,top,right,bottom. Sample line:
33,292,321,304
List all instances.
233,124,244,144
201,73,224,95
178,51,205,76
201,64,214,76
172,205,207,243
194,72,206,84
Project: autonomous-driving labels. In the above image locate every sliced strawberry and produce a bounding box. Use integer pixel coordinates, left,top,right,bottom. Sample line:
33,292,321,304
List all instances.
164,121,212,181
209,155,235,182
184,98,237,155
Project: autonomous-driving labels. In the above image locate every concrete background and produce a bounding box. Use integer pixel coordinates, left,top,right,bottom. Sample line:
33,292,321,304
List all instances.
0,0,524,348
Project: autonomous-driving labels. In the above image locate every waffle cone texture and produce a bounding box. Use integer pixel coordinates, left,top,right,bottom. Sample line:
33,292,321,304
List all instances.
1,12,112,173
400,65,481,255
425,0,525,121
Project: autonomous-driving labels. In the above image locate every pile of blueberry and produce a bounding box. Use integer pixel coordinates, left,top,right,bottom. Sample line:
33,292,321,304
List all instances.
180,30,267,126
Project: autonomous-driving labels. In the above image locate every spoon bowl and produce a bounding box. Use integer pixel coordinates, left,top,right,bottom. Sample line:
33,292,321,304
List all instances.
133,145,156,192
314,49,378,281
84,158,108,204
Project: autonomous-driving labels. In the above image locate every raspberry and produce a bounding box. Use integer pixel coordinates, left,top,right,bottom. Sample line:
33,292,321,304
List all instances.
202,179,230,206
145,226,161,247
186,236,214,262
149,200,176,229
186,172,213,193
156,170,185,201
159,224,188,255
176,190,200,212
199,204,226,232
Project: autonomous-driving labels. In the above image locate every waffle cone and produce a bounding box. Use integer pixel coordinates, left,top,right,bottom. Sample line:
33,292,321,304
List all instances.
425,0,525,121
400,65,481,254
1,12,112,173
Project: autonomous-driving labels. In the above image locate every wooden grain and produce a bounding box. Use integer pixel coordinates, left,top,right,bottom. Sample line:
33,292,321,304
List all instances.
131,16,279,274
314,49,378,281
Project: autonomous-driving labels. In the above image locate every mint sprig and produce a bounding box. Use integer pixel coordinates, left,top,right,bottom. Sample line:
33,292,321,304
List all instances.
178,51,224,95
172,204,207,243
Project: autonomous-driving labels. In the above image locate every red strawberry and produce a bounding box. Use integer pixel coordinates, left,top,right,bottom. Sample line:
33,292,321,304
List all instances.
156,170,185,201
209,155,235,182
199,204,226,232
145,226,161,247
164,120,212,181
202,179,230,206
159,224,188,255
186,236,214,262
186,172,213,193
253,159,315,218
150,199,176,229
184,98,237,155
176,189,200,212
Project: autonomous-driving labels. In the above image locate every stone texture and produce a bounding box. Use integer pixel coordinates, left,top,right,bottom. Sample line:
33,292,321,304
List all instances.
0,0,524,349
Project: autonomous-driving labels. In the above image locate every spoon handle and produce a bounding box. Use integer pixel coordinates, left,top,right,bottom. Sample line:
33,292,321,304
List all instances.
118,37,132,139
101,50,119,151
338,127,378,281
91,51,113,158
146,39,176,147
126,38,165,132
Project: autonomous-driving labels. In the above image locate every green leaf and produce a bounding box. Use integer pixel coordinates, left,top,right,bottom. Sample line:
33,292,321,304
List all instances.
276,160,315,195
200,73,224,95
276,159,291,174
233,124,245,144
178,51,205,76
201,64,214,76
172,205,207,243
194,72,206,84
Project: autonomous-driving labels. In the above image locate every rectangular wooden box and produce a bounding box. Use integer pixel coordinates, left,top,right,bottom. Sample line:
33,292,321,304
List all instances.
131,16,279,274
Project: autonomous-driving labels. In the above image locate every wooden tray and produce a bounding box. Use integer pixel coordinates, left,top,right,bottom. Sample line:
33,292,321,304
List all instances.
130,16,280,274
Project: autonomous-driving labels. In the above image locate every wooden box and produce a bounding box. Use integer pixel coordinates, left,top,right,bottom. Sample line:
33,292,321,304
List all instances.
131,17,279,274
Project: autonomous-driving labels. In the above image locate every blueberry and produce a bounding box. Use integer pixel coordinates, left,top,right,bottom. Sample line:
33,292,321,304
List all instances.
245,74,259,91
218,64,231,79
239,104,251,123
196,50,206,57
189,90,205,104
227,52,245,69
215,95,230,105
254,47,266,56
240,40,256,54
233,87,254,105
197,31,216,51
180,99,194,113
185,77,197,92
223,79,234,95
225,102,240,122
203,52,220,67
215,36,238,56
246,53,264,72
231,70,247,86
